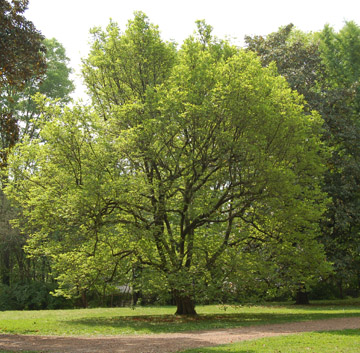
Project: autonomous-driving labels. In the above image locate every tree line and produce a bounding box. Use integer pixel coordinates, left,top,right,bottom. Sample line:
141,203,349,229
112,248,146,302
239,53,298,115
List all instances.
1,1,360,314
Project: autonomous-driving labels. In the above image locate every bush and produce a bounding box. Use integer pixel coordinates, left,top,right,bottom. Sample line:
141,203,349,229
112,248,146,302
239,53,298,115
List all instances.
0,283,19,310
0,281,72,310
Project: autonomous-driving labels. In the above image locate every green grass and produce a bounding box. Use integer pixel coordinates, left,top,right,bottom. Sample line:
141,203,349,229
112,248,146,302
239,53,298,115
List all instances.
178,329,360,352
0,298,360,336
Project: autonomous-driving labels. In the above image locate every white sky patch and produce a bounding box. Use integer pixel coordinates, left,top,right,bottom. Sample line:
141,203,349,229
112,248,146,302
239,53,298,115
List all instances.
25,0,360,100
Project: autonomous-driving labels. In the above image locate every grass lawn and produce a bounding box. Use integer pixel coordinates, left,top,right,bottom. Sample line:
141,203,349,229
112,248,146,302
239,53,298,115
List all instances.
178,329,360,353
0,298,360,336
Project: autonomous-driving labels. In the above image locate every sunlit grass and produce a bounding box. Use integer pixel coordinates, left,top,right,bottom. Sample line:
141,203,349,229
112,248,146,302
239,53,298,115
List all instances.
179,329,360,352
0,298,359,336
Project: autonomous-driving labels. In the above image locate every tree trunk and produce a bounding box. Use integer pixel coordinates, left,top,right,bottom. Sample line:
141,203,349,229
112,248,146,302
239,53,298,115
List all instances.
81,291,88,308
174,293,197,315
337,279,344,299
1,250,11,286
295,289,310,305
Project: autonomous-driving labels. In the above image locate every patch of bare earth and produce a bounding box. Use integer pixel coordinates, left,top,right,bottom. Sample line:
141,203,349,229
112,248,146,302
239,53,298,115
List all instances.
0,317,359,353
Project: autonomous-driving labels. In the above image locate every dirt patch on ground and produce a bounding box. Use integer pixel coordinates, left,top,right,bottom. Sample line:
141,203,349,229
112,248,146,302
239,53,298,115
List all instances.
0,317,359,353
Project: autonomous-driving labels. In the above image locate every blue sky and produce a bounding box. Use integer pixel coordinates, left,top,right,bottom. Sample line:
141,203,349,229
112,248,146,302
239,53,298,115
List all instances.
25,0,360,99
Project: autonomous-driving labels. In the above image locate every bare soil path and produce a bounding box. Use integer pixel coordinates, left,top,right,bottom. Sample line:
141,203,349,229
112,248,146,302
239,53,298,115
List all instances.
1,317,359,353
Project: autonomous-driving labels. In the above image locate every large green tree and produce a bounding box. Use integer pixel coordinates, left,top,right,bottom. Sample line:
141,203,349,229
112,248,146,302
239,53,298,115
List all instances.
5,13,329,314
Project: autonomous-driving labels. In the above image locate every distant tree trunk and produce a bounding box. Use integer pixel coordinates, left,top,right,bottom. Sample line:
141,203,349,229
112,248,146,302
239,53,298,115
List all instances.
337,279,344,299
174,292,197,315
295,289,310,305
1,250,10,286
132,289,141,306
81,291,88,308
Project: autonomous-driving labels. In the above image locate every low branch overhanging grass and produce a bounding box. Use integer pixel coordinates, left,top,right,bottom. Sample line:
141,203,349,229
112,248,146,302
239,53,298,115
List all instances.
178,329,360,353
0,299,360,336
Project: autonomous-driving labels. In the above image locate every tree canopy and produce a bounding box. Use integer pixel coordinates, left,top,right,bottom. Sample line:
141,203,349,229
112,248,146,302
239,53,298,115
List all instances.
5,13,331,314
1,37,74,141
0,0,46,169
0,32,74,295
0,0,49,291
0,0,46,89
319,22,360,296
246,21,360,299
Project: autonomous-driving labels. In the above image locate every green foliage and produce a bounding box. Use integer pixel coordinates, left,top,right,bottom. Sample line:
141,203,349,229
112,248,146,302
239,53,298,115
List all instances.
320,22,360,87
0,0,46,167
246,21,360,299
318,22,360,297
0,34,74,309
1,38,74,142
0,0,46,89
39,38,74,101
82,11,177,119
0,281,70,310
5,13,330,314
0,283,16,310
245,23,325,112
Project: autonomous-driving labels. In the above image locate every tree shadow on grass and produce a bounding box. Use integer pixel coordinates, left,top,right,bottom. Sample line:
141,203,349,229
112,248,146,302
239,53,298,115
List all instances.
65,311,360,334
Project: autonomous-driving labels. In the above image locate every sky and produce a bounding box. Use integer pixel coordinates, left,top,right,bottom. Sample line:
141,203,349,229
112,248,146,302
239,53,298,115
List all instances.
25,0,360,99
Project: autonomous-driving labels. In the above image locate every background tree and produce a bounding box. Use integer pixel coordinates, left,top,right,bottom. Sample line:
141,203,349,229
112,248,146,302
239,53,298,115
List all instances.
1,0,46,169
5,14,330,314
0,35,74,306
1,38,74,140
0,0,46,89
245,23,325,113
0,0,46,291
246,22,360,299
319,22,360,297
